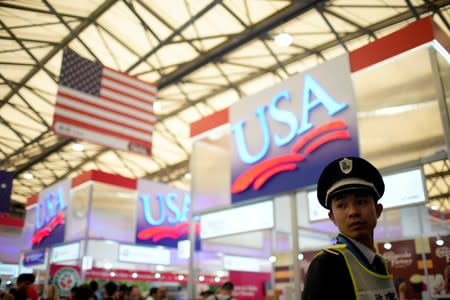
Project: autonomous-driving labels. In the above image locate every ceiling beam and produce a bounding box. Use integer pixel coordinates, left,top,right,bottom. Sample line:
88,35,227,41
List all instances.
0,0,118,110
157,0,323,89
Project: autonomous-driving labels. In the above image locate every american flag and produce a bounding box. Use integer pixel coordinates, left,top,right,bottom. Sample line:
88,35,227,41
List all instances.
0,170,13,213
52,49,156,155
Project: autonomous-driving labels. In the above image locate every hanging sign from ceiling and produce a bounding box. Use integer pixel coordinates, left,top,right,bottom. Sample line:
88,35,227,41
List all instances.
230,54,359,204
136,179,201,250
31,179,70,249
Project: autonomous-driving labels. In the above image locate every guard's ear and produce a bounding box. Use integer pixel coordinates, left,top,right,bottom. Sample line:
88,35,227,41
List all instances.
328,210,336,225
376,203,383,218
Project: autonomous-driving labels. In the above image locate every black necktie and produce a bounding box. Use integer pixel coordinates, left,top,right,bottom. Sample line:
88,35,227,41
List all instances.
372,255,387,274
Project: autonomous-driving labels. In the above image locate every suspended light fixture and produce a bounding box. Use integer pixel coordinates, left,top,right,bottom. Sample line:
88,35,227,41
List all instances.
436,235,444,246
274,32,293,47
23,172,34,180
153,101,161,113
71,143,84,152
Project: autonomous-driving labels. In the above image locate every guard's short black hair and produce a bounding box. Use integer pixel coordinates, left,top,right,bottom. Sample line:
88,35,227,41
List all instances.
149,287,158,295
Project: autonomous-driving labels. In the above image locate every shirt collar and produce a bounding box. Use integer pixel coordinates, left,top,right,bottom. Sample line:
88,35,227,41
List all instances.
342,234,377,264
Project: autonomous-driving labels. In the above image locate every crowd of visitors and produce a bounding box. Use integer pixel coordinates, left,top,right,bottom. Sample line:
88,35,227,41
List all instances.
0,273,173,300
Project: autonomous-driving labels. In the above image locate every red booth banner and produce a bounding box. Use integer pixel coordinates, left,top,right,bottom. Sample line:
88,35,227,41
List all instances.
85,267,228,285
228,271,271,300
50,264,81,298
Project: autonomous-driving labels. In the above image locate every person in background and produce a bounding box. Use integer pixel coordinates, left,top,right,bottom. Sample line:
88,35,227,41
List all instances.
89,281,99,300
394,277,408,300
199,290,214,300
303,156,397,300
9,273,35,300
155,286,168,300
26,283,38,300
128,286,143,300
73,284,95,300
145,287,157,300
103,281,118,300
444,264,450,294
69,286,77,300
42,283,59,300
207,281,234,300
117,284,128,300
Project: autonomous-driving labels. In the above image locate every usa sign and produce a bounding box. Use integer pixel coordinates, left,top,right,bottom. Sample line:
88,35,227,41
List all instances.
135,179,201,250
230,54,359,203
31,179,70,249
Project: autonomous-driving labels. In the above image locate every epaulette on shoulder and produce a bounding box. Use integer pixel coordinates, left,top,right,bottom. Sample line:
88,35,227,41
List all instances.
321,244,346,256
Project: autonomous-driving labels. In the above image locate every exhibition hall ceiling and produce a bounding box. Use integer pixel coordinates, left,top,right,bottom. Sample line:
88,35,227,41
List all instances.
1,0,449,209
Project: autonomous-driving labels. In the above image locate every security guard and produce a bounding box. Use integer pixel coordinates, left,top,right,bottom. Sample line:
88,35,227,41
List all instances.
303,156,398,300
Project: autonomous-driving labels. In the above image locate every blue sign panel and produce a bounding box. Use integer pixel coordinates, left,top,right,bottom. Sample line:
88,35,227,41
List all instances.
23,249,46,266
230,55,359,204
32,180,70,249
136,180,201,250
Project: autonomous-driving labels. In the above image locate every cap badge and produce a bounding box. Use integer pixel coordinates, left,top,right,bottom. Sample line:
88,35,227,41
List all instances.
339,158,352,174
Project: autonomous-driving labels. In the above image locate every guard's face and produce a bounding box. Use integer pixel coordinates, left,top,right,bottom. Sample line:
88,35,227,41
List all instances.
328,190,382,241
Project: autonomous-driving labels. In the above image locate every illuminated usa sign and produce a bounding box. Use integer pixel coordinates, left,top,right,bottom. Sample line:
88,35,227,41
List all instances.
32,179,70,249
135,179,201,250
230,54,359,203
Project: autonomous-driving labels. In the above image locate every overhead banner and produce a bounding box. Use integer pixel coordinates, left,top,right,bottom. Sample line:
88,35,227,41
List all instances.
23,249,46,266
52,49,156,156
136,179,201,250
230,54,359,203
31,179,70,249
0,170,14,213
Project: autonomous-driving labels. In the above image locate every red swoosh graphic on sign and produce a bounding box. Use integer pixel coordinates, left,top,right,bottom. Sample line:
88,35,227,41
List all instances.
303,130,350,154
137,222,201,242
231,120,351,194
152,231,181,242
253,163,298,190
291,119,347,153
231,154,305,194
32,212,65,245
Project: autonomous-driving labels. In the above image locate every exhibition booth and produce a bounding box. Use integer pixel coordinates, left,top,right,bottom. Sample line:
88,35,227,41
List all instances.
189,16,450,300
20,170,242,298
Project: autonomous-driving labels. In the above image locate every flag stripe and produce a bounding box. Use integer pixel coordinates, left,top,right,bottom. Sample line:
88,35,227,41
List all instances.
100,81,154,108
56,93,154,131
55,100,153,135
103,67,157,94
101,76,155,104
53,115,152,147
58,86,155,123
54,107,152,142
53,121,151,152
99,87,154,112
